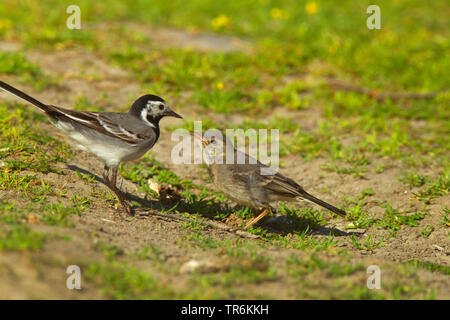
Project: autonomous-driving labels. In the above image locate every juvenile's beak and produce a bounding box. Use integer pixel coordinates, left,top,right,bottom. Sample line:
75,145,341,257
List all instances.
166,108,183,119
189,131,208,147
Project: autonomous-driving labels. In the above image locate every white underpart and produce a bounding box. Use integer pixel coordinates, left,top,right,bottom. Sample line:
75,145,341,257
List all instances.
54,120,137,167
204,153,214,165
54,121,87,151
203,148,220,165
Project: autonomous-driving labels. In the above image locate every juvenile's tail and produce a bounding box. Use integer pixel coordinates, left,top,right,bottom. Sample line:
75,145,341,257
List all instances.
298,191,347,217
0,80,50,112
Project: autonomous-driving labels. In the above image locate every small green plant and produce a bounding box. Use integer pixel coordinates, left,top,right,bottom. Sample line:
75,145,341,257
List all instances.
181,214,205,231
350,235,384,251
441,207,450,226
420,224,434,237
406,260,450,275
0,225,46,251
414,169,449,204
85,262,177,299
376,202,426,232
286,253,365,277
0,51,41,76
133,244,162,260
95,241,124,259
399,172,428,187
358,188,375,200
274,228,337,251
76,170,96,183
321,161,368,178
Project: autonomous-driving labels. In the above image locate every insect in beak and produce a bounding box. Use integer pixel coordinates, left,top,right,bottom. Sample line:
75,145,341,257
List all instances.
189,131,210,147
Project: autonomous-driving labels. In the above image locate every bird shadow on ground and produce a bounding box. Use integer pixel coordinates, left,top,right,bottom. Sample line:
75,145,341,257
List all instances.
67,164,157,207
67,165,105,183
257,212,362,237
67,165,230,214
67,164,361,237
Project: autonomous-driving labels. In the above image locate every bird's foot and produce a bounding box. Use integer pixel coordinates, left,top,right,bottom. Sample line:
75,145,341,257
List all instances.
244,208,270,230
244,218,257,230
119,199,134,216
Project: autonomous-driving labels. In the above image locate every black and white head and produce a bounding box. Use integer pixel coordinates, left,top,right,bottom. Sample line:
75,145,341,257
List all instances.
130,94,182,127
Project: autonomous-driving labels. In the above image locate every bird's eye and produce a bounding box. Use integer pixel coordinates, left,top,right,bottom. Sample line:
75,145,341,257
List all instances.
158,104,164,111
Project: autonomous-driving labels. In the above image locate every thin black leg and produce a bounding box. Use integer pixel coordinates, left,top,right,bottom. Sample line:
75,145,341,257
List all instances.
103,164,133,216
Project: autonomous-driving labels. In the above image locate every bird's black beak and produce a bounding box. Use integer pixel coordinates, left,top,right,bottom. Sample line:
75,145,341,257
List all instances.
165,108,183,119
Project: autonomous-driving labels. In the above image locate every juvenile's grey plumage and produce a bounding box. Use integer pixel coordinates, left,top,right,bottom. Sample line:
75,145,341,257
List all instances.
0,80,182,215
191,130,346,229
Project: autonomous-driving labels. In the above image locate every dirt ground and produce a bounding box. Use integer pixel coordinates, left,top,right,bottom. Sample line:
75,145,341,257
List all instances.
0,27,448,299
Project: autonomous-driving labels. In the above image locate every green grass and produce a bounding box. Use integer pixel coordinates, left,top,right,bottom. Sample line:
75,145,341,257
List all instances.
0,0,448,299
2,1,448,171
287,254,365,277
376,202,426,232
0,197,87,228
0,224,46,251
3,1,448,89
132,244,163,261
420,224,434,237
0,103,89,228
350,235,385,251
399,172,428,188
286,253,438,299
414,168,449,204
85,262,178,299
321,161,368,178
406,260,450,276
94,241,124,259
0,50,55,89
441,207,450,226
0,103,72,175
0,51,40,75
274,228,337,251
47,194,88,223
189,264,277,290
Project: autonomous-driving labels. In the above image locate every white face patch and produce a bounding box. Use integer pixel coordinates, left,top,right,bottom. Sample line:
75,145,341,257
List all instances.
140,107,156,128
145,100,165,114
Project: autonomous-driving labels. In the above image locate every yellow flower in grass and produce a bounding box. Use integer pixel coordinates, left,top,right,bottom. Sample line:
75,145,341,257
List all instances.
216,82,224,90
0,19,12,31
305,2,319,15
55,42,66,51
270,8,289,20
211,14,231,29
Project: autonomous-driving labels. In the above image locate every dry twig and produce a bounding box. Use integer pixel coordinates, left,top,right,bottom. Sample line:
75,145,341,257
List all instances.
135,209,260,240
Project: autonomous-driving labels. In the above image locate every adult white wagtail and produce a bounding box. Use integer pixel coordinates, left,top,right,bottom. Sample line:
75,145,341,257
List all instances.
191,131,346,229
0,80,182,215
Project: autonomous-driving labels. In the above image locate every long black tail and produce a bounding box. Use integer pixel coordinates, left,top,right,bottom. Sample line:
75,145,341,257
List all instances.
0,80,50,112
299,191,347,217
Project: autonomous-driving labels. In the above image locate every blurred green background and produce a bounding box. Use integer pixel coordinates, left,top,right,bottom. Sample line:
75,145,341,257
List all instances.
0,0,448,91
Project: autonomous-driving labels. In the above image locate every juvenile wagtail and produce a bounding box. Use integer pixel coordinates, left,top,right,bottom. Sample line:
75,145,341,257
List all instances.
191,130,346,229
